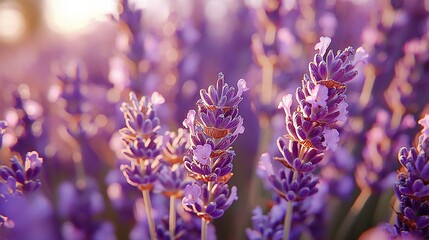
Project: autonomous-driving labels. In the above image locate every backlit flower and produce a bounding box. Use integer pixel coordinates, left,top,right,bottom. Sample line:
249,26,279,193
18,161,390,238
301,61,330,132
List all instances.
193,144,212,165
306,84,329,109
323,128,339,151
314,36,331,57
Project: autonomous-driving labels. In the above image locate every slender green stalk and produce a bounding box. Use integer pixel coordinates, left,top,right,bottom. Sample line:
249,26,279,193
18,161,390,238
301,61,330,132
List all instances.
201,181,213,240
283,171,298,240
142,190,157,240
169,196,176,239
201,218,208,240
283,200,294,240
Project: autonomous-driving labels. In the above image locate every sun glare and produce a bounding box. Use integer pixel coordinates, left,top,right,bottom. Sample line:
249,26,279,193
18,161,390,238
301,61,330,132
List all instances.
43,0,116,35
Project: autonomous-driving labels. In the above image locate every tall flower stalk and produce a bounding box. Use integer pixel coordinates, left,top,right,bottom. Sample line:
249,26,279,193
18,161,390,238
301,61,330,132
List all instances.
252,37,366,240
181,73,248,240
119,91,165,240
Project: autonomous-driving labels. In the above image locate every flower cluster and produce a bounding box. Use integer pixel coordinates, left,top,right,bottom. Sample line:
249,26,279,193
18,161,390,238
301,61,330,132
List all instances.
250,37,365,239
181,73,248,223
391,115,429,238
119,91,164,191
0,122,45,230
157,129,191,198
261,36,363,202
0,151,44,197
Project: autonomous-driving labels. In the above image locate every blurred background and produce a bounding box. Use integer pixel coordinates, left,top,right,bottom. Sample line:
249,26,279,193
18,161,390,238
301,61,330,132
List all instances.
0,0,428,239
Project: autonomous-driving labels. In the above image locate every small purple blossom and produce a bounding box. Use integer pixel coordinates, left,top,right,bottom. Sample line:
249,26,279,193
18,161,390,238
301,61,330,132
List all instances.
183,184,201,205
236,79,249,97
314,36,332,57
183,110,196,135
278,94,293,118
193,144,212,165
305,84,329,110
323,128,339,151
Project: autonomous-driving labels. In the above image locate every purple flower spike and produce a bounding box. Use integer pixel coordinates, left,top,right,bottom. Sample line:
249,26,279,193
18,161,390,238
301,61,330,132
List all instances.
391,115,429,238
119,92,164,191
182,73,246,223
253,37,364,239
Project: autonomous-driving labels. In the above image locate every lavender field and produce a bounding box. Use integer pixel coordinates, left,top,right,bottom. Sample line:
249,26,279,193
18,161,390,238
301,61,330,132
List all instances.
0,0,428,239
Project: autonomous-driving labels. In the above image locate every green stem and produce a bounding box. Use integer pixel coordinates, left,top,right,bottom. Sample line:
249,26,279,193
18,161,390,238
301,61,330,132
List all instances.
142,190,157,240
283,200,294,240
201,218,208,240
201,181,213,240
169,196,176,239
283,171,297,240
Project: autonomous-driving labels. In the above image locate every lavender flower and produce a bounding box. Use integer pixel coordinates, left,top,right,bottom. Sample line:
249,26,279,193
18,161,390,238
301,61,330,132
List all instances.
58,179,116,240
119,91,166,240
0,148,49,238
182,182,238,221
355,110,413,194
256,36,364,239
0,151,44,196
263,36,363,196
391,114,429,238
119,91,164,191
181,73,247,239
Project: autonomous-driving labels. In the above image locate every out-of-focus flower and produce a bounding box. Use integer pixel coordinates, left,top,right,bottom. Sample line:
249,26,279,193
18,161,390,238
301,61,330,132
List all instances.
58,178,115,240
0,151,44,196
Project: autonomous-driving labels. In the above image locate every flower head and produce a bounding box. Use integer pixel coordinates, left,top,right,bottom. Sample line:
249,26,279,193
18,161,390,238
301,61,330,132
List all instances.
193,144,212,165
